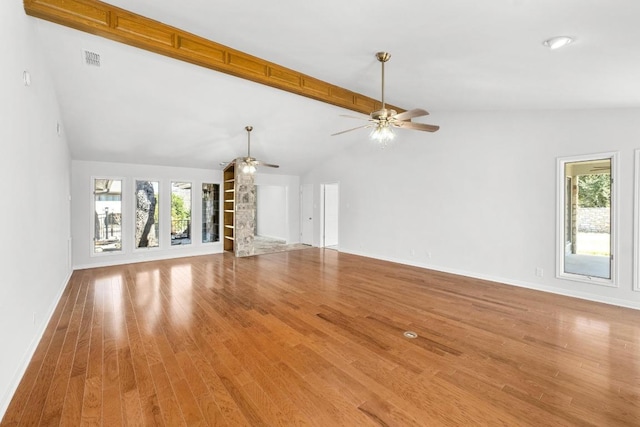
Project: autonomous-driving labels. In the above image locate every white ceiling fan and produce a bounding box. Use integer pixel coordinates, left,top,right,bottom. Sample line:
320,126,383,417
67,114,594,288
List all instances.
332,52,439,144
226,125,279,174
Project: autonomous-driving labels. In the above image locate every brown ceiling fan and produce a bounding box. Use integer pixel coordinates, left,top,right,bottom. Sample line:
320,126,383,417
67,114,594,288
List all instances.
332,52,439,143
236,126,279,173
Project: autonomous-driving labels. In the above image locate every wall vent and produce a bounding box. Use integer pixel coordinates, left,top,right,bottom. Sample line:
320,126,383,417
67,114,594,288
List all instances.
83,49,101,67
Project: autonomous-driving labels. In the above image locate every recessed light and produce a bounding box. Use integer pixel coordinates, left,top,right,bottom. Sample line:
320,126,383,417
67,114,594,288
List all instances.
403,331,418,339
543,36,575,50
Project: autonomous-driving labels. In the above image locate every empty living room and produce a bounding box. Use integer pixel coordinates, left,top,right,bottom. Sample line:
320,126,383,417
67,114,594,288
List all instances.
2,0,640,425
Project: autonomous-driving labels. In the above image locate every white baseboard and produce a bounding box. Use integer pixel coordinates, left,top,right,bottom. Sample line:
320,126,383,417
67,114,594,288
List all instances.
74,246,224,270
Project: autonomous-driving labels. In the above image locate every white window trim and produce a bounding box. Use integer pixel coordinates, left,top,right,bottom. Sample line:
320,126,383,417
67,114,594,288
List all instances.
201,181,222,244
133,178,161,252
91,176,126,257
634,150,640,291
170,180,193,248
556,152,618,287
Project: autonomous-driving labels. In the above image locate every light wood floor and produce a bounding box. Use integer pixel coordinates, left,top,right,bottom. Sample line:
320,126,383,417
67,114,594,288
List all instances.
3,249,640,426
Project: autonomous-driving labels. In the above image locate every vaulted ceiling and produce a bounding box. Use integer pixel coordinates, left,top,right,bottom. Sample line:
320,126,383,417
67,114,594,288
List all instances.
26,0,640,174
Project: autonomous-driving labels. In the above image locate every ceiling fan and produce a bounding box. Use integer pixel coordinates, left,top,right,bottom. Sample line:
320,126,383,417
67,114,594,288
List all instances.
227,125,279,174
332,52,439,144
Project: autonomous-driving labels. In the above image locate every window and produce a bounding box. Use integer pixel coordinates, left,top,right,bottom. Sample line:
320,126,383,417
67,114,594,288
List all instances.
171,182,192,245
94,179,122,253
202,183,220,243
135,180,159,248
557,153,616,285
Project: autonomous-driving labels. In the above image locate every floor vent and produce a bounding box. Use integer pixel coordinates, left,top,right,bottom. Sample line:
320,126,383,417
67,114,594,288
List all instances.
83,49,101,67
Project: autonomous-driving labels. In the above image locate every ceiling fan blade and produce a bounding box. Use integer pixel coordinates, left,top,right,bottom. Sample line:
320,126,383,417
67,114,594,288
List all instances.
331,124,374,136
393,108,429,121
254,160,280,168
397,121,440,132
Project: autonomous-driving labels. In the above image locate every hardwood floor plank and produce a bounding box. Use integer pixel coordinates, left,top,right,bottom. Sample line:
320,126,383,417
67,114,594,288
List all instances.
4,249,640,426
222,331,312,426
185,339,251,426
149,363,187,426
38,275,90,426
59,273,95,424
79,275,105,427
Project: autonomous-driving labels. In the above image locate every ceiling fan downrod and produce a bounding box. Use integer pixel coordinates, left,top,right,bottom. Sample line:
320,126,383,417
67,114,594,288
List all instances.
245,125,253,157
376,51,391,110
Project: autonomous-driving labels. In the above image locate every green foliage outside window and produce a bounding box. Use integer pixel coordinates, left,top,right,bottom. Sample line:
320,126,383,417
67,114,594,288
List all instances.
171,193,190,222
578,174,610,208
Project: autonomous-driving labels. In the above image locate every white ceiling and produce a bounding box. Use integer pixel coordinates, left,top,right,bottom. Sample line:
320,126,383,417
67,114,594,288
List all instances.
32,0,640,175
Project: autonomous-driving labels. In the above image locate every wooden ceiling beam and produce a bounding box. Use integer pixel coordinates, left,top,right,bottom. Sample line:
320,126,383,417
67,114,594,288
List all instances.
24,0,404,115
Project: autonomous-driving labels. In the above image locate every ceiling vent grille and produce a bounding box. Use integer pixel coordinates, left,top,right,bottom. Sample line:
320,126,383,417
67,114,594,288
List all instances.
83,50,101,67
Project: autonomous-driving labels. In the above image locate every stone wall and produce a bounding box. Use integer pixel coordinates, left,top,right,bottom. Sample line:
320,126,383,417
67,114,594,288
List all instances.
577,207,610,233
234,160,256,256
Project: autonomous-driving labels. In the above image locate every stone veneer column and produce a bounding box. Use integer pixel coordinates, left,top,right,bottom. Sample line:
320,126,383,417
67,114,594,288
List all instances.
234,158,256,256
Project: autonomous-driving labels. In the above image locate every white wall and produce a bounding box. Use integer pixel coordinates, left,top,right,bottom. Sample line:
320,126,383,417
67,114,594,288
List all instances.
0,2,73,418
302,109,640,309
255,173,301,243
322,183,339,247
256,185,287,240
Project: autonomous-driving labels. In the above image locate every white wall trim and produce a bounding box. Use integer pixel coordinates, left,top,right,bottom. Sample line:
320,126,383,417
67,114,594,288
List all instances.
634,149,640,291
0,270,72,418
555,151,618,287
90,175,126,258
74,245,223,270
340,248,640,311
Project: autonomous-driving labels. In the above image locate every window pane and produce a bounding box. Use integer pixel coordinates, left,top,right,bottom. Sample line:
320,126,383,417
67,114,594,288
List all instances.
562,158,611,280
202,183,220,243
94,179,122,253
171,182,192,245
135,180,159,248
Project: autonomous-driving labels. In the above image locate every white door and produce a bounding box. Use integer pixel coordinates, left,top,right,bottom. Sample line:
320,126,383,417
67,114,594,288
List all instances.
322,183,339,247
301,184,314,245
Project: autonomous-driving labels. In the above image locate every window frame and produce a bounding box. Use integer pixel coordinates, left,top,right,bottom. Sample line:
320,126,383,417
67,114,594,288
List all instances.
133,179,161,251
91,176,125,257
556,152,618,287
201,182,221,244
170,180,193,247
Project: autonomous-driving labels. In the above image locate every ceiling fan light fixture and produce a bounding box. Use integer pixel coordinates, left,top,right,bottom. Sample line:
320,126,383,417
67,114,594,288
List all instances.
370,123,395,145
543,36,574,50
241,162,256,174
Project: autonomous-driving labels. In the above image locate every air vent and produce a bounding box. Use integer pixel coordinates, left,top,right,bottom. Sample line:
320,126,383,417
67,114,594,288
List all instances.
83,49,101,67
